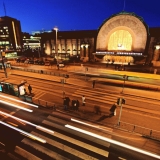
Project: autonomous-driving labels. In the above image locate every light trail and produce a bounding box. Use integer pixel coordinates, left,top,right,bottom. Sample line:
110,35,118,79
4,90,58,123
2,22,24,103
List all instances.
65,124,160,159
71,118,113,132
0,111,54,135
0,94,38,108
71,118,143,140
0,99,33,112
0,121,46,143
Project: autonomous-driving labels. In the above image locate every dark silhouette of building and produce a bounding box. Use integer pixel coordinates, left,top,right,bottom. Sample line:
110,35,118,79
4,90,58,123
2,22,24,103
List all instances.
0,16,22,55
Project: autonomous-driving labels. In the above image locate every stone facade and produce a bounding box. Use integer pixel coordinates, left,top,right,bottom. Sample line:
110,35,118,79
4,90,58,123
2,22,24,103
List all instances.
97,14,148,52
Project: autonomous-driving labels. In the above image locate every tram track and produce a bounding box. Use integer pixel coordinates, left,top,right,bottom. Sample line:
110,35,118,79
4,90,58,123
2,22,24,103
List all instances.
1,74,160,118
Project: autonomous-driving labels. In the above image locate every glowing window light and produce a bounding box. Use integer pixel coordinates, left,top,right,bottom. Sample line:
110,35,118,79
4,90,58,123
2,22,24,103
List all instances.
155,45,160,50
0,94,38,108
0,121,46,143
65,124,160,159
108,30,132,51
0,111,54,135
0,99,33,112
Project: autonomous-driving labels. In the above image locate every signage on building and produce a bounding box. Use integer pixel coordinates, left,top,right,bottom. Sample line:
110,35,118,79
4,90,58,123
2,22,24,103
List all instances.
95,51,143,56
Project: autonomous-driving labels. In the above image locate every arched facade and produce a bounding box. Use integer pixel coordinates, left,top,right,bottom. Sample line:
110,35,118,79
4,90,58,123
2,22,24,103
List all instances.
95,12,149,64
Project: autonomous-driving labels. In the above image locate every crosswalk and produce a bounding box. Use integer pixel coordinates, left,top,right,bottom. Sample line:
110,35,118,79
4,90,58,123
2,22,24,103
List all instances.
72,88,119,108
6,113,113,160
32,88,46,99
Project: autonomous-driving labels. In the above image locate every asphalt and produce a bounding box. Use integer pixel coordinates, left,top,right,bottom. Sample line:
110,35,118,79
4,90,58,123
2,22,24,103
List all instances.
1,65,160,157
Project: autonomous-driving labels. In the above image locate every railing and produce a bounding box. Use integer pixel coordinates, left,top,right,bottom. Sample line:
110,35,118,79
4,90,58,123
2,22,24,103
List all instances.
116,121,160,141
21,94,57,110
11,64,87,80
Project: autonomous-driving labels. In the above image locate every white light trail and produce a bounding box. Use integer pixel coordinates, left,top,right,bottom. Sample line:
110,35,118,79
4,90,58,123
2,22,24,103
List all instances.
71,118,112,132
0,111,54,135
65,124,160,159
0,94,38,108
0,99,33,112
0,121,46,143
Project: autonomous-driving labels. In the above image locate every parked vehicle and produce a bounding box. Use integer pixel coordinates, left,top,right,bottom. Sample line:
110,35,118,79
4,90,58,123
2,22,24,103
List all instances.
24,59,29,64
38,60,44,65
45,61,50,66
28,60,34,64
59,62,65,68
34,60,39,64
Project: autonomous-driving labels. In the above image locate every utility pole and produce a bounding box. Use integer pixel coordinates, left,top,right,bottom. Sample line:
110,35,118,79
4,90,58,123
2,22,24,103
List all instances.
121,75,128,93
117,98,125,126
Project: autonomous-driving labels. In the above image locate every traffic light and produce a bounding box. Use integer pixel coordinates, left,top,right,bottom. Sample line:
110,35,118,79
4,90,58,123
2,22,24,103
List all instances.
123,75,128,80
122,98,125,104
117,98,125,105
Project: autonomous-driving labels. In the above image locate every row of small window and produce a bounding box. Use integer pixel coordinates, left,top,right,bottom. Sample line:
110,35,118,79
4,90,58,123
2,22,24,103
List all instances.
0,41,9,44
0,35,9,37
0,26,8,30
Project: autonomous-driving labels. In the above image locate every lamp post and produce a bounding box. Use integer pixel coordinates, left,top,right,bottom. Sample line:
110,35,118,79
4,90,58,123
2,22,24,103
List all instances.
54,27,58,63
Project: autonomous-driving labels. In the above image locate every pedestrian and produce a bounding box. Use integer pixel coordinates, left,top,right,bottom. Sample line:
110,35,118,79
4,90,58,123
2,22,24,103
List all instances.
28,84,32,95
109,103,117,116
66,96,70,109
82,95,86,106
76,100,79,111
63,97,67,110
57,63,59,70
92,80,95,88
72,99,76,110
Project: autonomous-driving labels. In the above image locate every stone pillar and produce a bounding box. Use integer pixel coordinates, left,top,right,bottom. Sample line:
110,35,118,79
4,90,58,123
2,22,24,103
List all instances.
85,45,88,57
153,49,160,61
80,45,84,57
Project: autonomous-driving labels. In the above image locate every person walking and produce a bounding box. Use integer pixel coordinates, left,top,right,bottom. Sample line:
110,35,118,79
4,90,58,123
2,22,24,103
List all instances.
63,97,67,110
76,100,79,111
109,103,117,116
57,63,59,70
72,100,76,110
82,95,86,106
28,84,32,95
66,97,70,109
92,80,96,88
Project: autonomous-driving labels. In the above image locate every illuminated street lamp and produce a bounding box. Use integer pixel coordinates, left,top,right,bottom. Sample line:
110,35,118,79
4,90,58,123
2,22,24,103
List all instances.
54,27,58,63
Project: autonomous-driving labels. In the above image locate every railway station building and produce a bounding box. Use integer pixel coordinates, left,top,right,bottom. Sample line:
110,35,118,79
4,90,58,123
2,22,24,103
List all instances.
39,11,160,66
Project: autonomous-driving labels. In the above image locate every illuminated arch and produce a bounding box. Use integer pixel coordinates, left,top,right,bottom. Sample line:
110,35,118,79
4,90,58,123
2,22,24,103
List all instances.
108,30,132,51
97,13,148,52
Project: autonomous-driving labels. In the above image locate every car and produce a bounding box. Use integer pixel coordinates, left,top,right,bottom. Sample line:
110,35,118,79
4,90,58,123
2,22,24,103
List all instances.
58,62,65,68
34,60,39,64
28,60,34,64
45,61,50,66
38,60,44,65
24,59,29,64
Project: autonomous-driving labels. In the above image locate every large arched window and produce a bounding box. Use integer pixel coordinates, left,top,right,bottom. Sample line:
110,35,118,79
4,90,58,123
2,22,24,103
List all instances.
108,30,132,51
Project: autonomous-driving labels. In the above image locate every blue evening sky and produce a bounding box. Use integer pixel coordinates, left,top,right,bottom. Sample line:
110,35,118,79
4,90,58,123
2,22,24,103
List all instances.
0,0,160,34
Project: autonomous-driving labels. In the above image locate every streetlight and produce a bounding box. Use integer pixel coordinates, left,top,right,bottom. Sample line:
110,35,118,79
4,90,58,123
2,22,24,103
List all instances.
54,27,58,63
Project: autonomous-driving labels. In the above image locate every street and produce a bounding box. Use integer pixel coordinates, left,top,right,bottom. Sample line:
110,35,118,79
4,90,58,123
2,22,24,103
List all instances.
0,63,160,159
0,97,159,160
